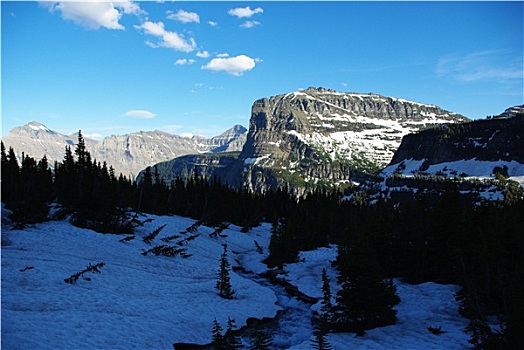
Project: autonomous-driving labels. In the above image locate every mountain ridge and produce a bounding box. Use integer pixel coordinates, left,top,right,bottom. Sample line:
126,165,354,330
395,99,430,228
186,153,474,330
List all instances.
381,106,524,184
2,123,247,178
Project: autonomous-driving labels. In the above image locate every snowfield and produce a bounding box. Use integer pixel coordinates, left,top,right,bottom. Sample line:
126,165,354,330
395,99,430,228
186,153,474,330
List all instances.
381,158,524,186
2,212,278,349
2,207,471,349
283,248,470,349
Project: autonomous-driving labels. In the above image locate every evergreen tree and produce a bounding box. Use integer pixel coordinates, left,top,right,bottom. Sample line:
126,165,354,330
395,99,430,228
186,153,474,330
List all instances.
248,323,273,350
55,145,76,206
310,326,332,350
266,218,298,267
215,244,235,299
320,268,333,321
333,236,400,335
74,130,87,165
1,143,20,207
211,318,226,350
224,317,243,349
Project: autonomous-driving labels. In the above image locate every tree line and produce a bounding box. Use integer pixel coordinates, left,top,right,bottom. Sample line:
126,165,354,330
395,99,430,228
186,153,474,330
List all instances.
2,131,523,349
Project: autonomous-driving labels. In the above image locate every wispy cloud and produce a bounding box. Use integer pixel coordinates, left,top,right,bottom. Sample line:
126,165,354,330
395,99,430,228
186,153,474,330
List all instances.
240,20,260,29
167,9,200,24
196,51,210,58
192,83,223,92
175,58,196,65
228,6,263,19
134,21,196,52
201,55,259,76
207,21,218,27
124,110,157,119
39,1,144,30
436,50,523,83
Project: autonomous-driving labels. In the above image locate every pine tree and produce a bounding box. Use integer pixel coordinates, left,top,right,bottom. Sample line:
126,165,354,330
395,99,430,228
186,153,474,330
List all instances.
320,268,333,322
216,244,235,299
224,317,243,349
266,218,298,267
1,143,20,207
310,326,332,350
248,323,273,350
74,130,87,165
333,236,400,335
211,318,226,350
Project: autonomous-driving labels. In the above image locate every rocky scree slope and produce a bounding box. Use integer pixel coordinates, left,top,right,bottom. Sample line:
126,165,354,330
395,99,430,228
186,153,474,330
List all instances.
146,87,467,193
2,123,247,179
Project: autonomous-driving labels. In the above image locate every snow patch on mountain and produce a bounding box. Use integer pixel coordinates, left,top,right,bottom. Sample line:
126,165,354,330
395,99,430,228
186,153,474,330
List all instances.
382,158,524,185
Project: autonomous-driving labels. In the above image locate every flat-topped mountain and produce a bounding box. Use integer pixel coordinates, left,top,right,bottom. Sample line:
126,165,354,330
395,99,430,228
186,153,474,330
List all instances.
2,122,247,178
146,87,468,192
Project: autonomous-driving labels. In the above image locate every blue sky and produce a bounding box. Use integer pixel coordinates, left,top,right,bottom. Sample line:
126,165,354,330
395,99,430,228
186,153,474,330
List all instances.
2,1,523,139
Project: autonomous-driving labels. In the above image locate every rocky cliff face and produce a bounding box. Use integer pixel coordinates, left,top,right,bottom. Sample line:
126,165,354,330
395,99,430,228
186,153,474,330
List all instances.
2,122,246,178
234,87,468,191
146,87,468,193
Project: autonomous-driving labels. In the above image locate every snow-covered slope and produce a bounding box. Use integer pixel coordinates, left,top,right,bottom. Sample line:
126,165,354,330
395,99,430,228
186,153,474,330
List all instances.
2,208,471,349
275,88,465,168
1,211,277,349
382,158,524,186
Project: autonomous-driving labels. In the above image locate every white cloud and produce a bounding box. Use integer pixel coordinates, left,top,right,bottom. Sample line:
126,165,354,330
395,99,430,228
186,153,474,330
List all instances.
436,50,523,83
167,9,200,24
216,53,229,58
228,6,263,18
240,20,260,28
40,1,143,30
124,110,157,119
175,58,196,65
207,21,218,27
201,55,258,76
114,1,144,16
196,51,210,58
134,21,196,53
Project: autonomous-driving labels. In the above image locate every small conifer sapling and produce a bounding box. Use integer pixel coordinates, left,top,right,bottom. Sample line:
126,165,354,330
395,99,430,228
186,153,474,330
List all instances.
215,244,235,299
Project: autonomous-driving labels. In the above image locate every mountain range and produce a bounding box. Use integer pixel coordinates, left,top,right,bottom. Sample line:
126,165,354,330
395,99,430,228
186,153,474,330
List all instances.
4,88,523,195
2,122,247,179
